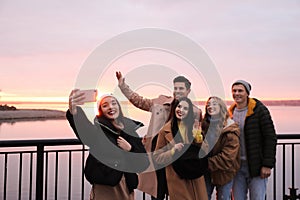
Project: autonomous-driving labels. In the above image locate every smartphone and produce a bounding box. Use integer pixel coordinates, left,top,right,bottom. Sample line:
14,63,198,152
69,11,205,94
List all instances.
81,89,97,102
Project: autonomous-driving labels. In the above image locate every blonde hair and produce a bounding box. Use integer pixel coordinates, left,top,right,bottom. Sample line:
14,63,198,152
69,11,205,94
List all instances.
201,96,229,136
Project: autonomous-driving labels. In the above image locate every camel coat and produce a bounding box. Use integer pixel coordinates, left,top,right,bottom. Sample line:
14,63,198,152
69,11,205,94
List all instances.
153,122,208,200
119,81,202,198
90,176,134,200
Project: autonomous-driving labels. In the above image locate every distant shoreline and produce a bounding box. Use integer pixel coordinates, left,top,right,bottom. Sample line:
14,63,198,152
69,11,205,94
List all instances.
0,99,299,122
2,99,300,108
0,109,66,121
121,100,300,106
197,100,300,106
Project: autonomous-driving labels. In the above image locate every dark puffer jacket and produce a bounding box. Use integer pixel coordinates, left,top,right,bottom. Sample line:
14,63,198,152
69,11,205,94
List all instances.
228,98,277,177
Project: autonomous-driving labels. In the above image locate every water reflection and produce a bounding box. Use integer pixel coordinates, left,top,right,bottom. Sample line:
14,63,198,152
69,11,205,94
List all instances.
0,106,300,199
0,119,76,140
1,106,300,141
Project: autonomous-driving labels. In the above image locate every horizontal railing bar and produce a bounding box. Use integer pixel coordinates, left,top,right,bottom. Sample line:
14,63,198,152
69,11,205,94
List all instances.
0,139,81,147
44,149,88,153
2,145,297,155
0,134,299,147
277,134,300,140
0,151,37,154
0,148,88,154
277,143,300,145
0,134,299,200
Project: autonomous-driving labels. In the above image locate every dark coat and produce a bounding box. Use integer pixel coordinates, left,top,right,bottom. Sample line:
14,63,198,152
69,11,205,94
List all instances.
66,107,149,193
229,98,277,177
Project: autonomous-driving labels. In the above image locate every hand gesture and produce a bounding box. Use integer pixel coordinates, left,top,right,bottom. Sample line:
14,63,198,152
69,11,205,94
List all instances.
142,135,147,146
117,136,132,152
116,71,125,86
68,89,85,115
173,142,184,152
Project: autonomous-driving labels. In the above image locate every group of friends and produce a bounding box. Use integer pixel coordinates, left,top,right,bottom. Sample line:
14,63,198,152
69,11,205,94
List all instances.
67,71,277,200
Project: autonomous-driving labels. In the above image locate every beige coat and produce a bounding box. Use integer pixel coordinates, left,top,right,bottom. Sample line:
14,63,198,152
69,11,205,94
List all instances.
119,81,173,197
153,122,208,200
89,176,134,200
119,81,202,198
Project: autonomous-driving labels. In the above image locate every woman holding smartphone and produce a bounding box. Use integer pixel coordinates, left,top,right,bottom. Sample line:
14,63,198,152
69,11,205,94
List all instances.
66,89,149,200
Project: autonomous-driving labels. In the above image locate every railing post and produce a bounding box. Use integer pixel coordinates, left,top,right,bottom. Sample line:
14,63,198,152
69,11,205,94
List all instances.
283,144,300,200
284,188,300,200
36,144,44,200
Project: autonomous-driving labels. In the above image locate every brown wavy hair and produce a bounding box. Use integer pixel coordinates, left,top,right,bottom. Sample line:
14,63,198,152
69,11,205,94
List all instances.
201,96,229,137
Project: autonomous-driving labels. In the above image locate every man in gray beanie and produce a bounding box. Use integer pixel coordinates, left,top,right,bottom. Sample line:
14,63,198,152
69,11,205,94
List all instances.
229,80,277,200
232,80,251,95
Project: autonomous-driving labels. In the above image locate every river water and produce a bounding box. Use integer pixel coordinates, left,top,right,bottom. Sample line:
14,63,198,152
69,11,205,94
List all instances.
0,104,299,199
1,105,300,140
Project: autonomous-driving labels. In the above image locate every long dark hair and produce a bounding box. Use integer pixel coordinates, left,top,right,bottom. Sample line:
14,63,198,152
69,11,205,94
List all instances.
170,97,195,143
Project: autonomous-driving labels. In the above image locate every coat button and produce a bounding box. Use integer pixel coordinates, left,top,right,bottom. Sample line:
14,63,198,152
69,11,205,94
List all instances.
114,161,119,167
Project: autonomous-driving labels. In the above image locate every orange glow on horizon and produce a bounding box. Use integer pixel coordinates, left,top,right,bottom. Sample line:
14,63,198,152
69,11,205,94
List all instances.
1,96,300,104
0,96,68,104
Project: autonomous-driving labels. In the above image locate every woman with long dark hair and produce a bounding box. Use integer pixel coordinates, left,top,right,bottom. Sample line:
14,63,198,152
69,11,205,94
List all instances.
153,97,208,200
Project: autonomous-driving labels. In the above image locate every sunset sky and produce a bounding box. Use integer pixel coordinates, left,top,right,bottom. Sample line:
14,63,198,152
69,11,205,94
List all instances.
1,0,300,107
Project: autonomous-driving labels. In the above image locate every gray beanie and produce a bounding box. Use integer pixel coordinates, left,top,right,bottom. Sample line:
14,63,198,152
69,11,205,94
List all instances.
232,80,251,94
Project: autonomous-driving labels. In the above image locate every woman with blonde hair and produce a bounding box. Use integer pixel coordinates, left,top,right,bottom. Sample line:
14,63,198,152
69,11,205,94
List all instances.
201,96,240,200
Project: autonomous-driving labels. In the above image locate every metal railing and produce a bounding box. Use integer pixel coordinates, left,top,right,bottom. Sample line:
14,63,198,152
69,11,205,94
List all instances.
0,134,299,200
0,139,87,200
276,134,300,200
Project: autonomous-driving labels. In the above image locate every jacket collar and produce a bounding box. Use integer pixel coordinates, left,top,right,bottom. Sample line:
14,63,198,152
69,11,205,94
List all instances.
222,120,240,136
229,98,257,118
94,116,144,135
161,121,176,144
152,95,174,105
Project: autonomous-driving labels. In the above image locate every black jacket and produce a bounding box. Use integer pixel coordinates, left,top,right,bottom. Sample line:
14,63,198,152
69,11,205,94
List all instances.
229,98,277,177
66,107,149,193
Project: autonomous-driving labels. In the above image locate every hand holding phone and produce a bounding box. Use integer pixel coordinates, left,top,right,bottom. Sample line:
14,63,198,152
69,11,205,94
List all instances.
81,89,97,103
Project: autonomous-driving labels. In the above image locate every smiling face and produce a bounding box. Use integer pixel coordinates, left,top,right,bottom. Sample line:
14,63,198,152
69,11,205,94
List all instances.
175,100,190,121
99,96,120,120
173,82,191,100
206,98,221,116
232,84,248,107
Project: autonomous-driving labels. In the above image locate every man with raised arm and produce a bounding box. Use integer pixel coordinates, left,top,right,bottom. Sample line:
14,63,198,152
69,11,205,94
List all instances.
116,71,202,200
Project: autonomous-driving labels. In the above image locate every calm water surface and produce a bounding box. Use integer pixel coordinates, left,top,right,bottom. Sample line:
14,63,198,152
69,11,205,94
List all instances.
0,105,299,199
1,105,299,140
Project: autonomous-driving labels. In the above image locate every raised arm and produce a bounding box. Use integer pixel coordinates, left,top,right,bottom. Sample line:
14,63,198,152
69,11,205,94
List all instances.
116,71,153,112
66,89,101,148
68,89,85,115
